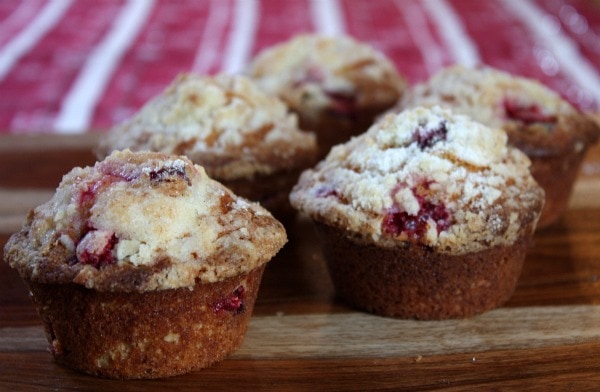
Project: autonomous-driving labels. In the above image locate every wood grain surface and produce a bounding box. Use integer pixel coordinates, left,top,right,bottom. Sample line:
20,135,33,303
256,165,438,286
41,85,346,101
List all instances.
1,133,600,391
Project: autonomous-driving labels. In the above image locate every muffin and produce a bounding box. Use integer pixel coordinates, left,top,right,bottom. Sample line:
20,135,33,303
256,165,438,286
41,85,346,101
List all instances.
3,150,287,379
290,106,544,320
96,73,317,219
246,34,407,157
395,65,600,228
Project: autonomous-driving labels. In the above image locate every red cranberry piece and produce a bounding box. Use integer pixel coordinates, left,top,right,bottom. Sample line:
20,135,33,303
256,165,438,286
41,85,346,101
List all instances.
78,170,137,210
213,286,246,315
78,178,110,209
325,90,357,117
291,66,357,118
503,99,557,125
383,201,449,240
75,229,118,267
79,188,96,208
412,121,448,150
97,161,142,182
382,182,451,240
148,164,190,185
316,186,340,199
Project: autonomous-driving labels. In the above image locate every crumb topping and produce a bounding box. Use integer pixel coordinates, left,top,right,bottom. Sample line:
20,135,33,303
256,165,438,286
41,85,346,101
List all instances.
289,107,544,253
4,150,287,291
397,65,575,130
96,73,317,180
246,34,406,119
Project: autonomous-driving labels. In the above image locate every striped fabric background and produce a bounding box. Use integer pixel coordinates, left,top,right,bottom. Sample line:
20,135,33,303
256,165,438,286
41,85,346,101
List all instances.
0,0,598,134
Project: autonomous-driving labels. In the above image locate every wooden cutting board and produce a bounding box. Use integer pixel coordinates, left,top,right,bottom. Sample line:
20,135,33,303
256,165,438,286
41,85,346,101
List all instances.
1,132,600,391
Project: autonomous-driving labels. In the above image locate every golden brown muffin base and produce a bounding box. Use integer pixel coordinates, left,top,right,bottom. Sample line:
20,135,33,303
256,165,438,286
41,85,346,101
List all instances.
220,169,305,221
506,114,600,228
528,150,588,228
314,223,530,320
25,265,265,379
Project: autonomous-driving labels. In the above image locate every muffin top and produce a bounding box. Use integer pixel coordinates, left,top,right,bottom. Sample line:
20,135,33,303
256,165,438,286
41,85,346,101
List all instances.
96,73,317,181
397,65,599,155
290,107,544,254
4,150,287,292
246,34,406,120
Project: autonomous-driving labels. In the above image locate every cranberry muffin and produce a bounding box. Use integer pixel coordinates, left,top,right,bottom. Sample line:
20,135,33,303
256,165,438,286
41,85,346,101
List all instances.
246,34,407,157
96,73,317,219
396,65,600,228
290,107,544,320
4,150,287,379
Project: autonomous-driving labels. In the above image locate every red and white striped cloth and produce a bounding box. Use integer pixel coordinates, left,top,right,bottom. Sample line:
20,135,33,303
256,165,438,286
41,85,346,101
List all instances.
0,0,599,134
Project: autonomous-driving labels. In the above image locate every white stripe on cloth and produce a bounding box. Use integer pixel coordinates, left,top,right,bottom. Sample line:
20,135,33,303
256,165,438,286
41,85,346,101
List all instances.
0,0,73,82
421,0,480,67
221,0,258,74
191,0,231,74
53,0,155,134
0,0,43,45
501,0,600,106
396,0,445,74
310,0,346,36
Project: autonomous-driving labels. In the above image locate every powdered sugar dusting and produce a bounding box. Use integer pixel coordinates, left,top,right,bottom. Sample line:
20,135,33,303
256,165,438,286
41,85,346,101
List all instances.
290,106,544,253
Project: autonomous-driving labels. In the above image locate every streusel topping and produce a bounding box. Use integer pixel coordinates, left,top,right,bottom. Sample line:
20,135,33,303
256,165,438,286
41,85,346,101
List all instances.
246,34,406,120
290,107,544,253
5,150,287,291
96,73,316,180
398,65,575,129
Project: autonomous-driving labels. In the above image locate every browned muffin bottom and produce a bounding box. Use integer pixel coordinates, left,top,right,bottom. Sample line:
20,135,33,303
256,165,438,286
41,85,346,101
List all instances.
315,223,528,320
299,104,396,159
504,114,599,227
183,136,317,220
220,168,306,221
27,265,265,379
